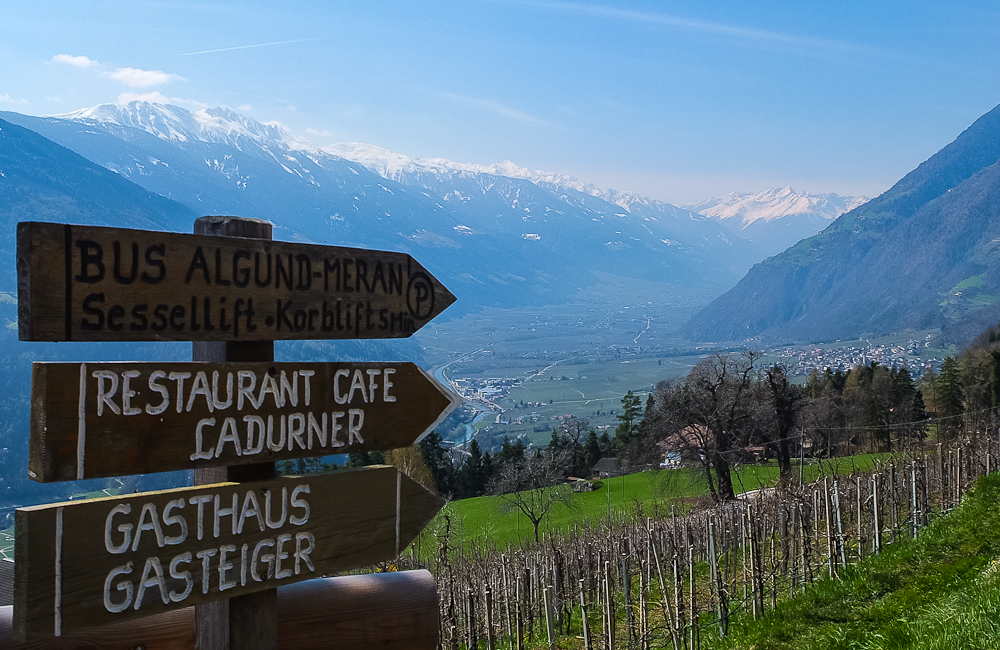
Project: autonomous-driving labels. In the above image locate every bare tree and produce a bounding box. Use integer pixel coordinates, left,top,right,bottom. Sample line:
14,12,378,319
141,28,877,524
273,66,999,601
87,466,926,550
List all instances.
488,449,574,542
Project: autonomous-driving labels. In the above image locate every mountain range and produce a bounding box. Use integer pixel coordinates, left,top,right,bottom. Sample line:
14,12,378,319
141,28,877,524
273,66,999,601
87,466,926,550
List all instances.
684,187,867,257
685,102,1000,345
2,103,767,319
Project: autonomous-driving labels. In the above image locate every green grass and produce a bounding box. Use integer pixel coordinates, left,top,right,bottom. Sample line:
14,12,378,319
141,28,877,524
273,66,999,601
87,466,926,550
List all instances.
433,454,889,552
705,472,1000,650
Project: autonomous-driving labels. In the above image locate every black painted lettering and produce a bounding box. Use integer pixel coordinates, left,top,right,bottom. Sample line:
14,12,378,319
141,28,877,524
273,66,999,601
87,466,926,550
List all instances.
254,252,272,287
151,305,168,331
355,259,370,293
80,293,105,330
190,297,200,331
233,251,251,287
203,297,214,331
185,247,210,285
343,259,354,293
107,305,125,331
75,240,104,284
295,254,311,290
276,300,293,331
141,244,166,284
372,262,388,294
130,304,148,331
275,254,293,290
169,305,185,331
214,248,231,286
388,263,403,295
113,242,138,284
323,258,340,291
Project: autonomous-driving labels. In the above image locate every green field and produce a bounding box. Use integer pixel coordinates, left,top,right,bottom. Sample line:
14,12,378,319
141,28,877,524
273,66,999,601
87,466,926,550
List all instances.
427,454,889,552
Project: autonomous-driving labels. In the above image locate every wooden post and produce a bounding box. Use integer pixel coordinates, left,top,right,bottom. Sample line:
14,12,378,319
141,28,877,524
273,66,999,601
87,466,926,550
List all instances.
578,579,591,650
192,216,275,650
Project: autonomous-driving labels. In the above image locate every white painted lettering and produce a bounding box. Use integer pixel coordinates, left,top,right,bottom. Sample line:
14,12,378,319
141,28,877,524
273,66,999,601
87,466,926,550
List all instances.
287,413,306,451
279,371,298,407
218,544,238,591
105,504,132,554
307,412,327,448
265,488,287,529
347,369,367,403
333,369,349,404
238,490,265,534
299,369,315,406
243,415,266,454
294,532,316,574
190,418,216,461
134,556,169,609
331,411,345,447
274,533,293,579
168,552,193,603
188,494,213,541
146,370,170,415
289,484,311,525
366,369,381,402
168,372,191,414
186,371,213,413
212,371,233,410
383,368,396,402
94,370,121,416
348,408,365,444
162,498,187,546
215,417,242,457
214,492,239,538
131,503,165,552
121,370,142,416
196,548,217,594
103,562,134,613
237,370,257,410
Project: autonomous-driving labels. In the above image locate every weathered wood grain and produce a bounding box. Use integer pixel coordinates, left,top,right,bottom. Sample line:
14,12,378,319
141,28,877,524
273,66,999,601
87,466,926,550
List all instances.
29,361,459,481
0,570,438,649
13,467,444,641
17,222,455,342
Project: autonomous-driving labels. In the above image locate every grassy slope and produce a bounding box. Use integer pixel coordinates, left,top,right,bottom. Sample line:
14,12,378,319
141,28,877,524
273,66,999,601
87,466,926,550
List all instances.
709,473,1000,650
438,454,886,551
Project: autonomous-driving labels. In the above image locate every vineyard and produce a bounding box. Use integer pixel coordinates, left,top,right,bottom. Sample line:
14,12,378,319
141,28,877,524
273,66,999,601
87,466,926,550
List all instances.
389,440,998,649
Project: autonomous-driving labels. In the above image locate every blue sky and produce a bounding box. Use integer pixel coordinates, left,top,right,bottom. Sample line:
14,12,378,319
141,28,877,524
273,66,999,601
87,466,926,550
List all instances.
2,1,999,203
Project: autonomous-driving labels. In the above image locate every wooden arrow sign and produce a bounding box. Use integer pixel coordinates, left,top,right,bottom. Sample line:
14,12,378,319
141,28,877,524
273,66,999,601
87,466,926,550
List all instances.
17,222,456,342
29,361,461,482
13,466,444,641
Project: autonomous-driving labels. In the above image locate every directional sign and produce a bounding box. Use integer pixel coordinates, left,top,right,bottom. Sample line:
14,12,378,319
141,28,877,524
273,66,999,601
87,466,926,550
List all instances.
17,222,455,342
14,466,444,641
29,361,461,482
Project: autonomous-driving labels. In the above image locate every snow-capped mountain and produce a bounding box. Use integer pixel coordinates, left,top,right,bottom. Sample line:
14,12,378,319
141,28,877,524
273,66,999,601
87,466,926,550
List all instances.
2,101,767,316
684,187,868,257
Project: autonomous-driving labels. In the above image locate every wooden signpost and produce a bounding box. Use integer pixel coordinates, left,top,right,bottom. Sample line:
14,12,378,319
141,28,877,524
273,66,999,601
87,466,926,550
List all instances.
29,361,459,481
17,222,455,342
14,466,443,640
14,216,458,648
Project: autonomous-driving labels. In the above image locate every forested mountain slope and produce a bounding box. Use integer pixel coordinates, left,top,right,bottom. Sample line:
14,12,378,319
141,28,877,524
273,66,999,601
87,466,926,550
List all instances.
684,103,1000,344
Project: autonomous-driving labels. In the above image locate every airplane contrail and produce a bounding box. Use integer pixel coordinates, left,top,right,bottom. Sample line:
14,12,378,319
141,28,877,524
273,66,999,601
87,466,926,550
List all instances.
180,37,325,56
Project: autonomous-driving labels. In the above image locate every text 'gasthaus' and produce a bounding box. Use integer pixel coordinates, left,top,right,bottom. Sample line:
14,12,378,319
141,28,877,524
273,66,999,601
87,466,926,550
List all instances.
102,484,313,613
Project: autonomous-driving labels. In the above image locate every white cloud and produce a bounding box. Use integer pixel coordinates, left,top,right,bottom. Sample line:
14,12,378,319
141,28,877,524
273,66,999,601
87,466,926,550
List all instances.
52,54,99,68
444,92,552,126
107,67,183,88
116,92,207,110
237,104,252,112
305,128,335,137
0,93,29,105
